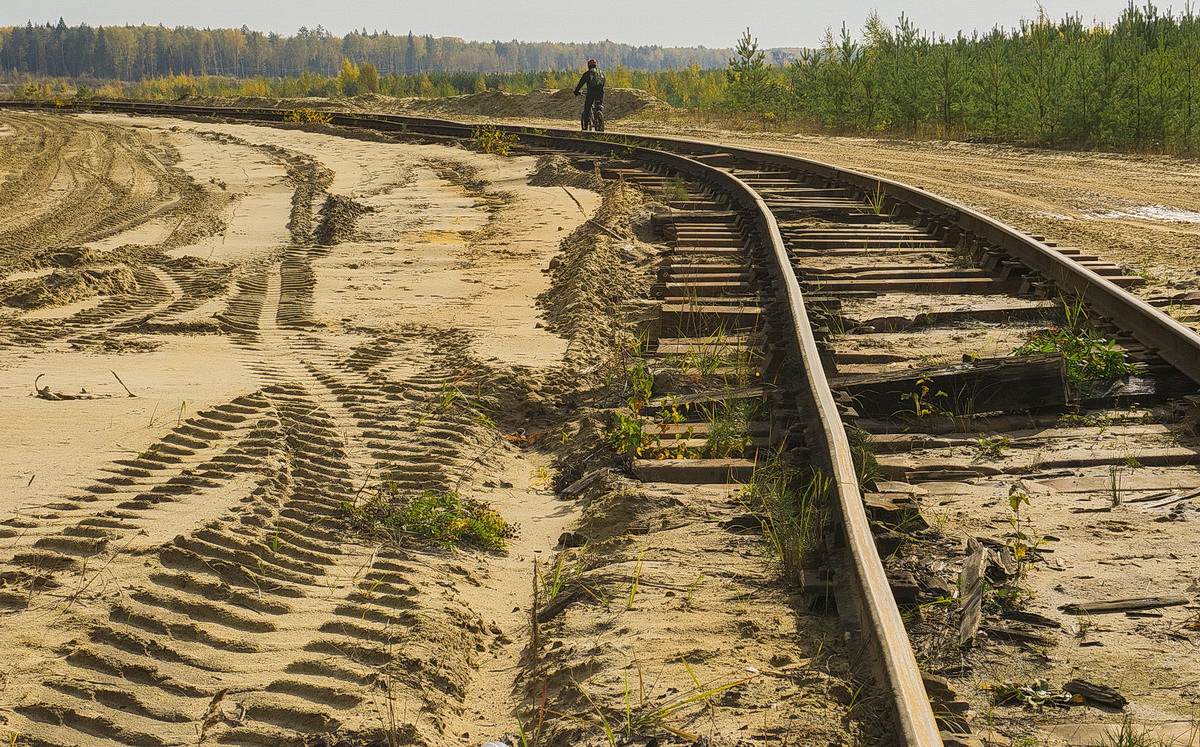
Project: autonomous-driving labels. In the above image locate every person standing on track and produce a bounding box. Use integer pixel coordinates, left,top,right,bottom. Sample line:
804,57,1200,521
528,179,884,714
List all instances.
573,59,606,132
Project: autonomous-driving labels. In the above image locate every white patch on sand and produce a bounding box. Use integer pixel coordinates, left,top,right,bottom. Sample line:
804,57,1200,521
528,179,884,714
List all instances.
1087,204,1200,223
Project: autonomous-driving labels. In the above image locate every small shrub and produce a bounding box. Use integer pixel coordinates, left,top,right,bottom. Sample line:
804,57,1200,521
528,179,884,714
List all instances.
1014,327,1136,386
282,108,333,124
472,124,518,156
340,487,513,550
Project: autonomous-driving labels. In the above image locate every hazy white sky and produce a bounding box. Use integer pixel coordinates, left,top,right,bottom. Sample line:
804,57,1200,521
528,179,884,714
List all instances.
3,0,1137,48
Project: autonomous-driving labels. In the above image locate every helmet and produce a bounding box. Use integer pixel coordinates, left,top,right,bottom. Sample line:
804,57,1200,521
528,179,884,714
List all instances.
587,59,597,67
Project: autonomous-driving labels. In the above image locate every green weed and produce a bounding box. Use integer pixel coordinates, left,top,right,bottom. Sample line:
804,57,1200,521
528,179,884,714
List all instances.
1108,462,1126,507
1014,327,1136,385
472,124,518,155
540,547,587,602
660,176,689,202
1090,716,1182,747
977,435,1011,458
703,400,755,458
846,426,883,489
742,459,830,581
999,485,1045,603
339,487,512,550
625,549,646,610
864,181,887,214
1015,294,1137,391
900,376,953,419
417,370,475,424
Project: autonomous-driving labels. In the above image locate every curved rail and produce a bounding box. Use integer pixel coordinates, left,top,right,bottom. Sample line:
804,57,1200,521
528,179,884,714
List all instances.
23,99,1199,746
19,99,1195,388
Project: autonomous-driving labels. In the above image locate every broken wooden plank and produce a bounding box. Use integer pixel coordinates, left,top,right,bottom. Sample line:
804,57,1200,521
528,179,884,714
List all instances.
831,353,1066,418
981,624,1058,646
1133,487,1200,510
631,458,756,484
1063,679,1128,708
958,538,989,647
1062,596,1189,615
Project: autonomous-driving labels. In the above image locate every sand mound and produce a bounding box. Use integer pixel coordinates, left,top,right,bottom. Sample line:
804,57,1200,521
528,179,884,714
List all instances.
420,87,668,121
30,245,103,269
1,266,139,310
536,181,657,365
527,154,602,190
314,194,372,246
180,88,668,123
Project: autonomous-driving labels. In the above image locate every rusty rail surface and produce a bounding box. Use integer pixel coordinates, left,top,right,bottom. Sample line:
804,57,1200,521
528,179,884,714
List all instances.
15,99,1198,745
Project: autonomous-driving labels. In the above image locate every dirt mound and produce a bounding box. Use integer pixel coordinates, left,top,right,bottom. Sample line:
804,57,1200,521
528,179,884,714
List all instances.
179,88,669,123
536,181,658,365
419,87,668,121
1,265,139,310
528,154,603,190
314,194,373,246
26,245,102,270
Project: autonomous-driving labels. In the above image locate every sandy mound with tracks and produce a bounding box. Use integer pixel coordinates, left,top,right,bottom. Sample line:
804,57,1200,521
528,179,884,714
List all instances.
182,87,669,123
0,110,606,745
410,87,669,121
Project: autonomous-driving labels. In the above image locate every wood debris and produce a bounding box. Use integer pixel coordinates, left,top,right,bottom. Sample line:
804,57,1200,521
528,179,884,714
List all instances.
1062,595,1189,615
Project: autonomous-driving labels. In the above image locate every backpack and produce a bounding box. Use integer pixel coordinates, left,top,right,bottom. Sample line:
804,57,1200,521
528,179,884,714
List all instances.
590,68,605,88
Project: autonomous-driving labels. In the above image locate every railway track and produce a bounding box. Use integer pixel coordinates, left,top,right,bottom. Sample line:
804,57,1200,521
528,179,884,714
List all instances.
3,100,1200,747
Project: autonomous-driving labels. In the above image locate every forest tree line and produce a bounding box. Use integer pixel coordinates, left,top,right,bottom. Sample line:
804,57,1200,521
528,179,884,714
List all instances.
4,5,1200,152
0,22,732,78
729,3,1200,151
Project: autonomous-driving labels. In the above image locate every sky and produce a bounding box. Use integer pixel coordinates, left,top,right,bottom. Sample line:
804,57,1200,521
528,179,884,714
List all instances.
3,0,1139,48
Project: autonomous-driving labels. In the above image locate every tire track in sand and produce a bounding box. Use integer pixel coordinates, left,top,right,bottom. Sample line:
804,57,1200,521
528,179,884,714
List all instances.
3,135,517,745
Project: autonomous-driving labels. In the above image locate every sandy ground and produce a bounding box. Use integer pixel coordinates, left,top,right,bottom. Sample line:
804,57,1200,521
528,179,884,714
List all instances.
5,99,1198,746
0,110,864,746
0,110,602,745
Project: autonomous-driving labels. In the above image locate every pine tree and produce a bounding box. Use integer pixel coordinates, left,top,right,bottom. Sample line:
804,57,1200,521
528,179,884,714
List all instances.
725,28,781,122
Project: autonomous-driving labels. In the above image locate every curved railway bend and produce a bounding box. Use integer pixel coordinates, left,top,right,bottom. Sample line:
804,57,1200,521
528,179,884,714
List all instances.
1,102,1200,747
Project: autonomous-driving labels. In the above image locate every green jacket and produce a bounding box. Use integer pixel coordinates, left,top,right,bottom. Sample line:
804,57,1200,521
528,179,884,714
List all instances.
574,68,606,96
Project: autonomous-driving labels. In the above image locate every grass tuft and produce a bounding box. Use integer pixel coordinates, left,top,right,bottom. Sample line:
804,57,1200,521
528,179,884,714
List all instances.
340,486,513,550
742,457,830,581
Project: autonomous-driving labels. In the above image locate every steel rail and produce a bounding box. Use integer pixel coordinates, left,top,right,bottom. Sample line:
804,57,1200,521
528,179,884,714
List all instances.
671,158,947,746
497,126,1200,388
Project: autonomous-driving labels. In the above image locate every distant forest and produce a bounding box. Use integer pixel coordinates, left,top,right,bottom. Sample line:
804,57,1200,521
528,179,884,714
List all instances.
0,22,737,78
5,7,1200,153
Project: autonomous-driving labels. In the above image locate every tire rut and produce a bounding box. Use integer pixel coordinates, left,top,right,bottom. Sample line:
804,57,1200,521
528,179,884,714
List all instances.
3,121,531,745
